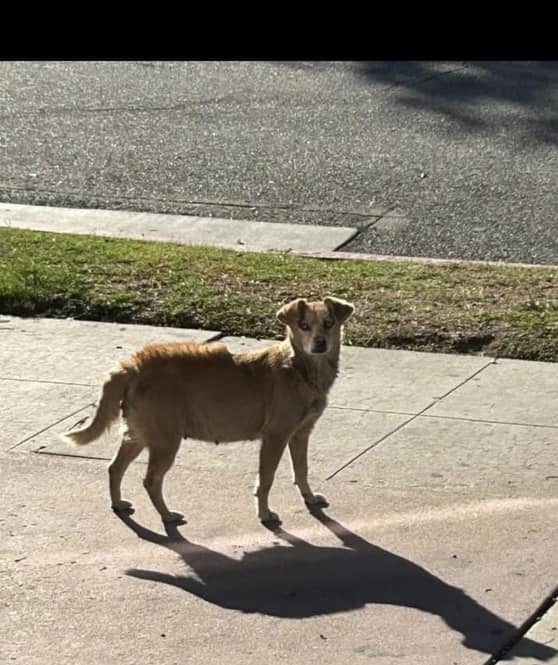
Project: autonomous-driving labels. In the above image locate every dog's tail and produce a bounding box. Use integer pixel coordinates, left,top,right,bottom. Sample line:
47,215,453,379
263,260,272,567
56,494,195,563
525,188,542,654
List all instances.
63,366,133,445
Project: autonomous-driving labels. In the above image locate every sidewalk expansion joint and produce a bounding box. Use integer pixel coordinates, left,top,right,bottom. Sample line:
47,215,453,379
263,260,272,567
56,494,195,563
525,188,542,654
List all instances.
8,401,96,451
325,358,496,480
483,585,558,664
421,358,497,413
329,405,416,417
0,376,94,388
29,450,112,463
421,412,558,430
325,403,435,480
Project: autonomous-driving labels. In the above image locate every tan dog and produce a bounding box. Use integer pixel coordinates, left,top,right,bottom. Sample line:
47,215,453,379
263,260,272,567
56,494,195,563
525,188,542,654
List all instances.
63,296,354,524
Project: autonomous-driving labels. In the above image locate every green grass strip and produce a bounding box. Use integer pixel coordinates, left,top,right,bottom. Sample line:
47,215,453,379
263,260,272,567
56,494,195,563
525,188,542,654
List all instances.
1,228,557,361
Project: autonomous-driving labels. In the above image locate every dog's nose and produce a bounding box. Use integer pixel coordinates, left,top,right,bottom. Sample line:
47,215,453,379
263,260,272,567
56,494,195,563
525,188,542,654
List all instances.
313,338,327,353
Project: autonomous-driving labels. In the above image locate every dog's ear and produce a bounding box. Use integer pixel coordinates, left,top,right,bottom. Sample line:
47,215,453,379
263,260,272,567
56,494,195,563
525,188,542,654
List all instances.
324,296,354,324
277,298,308,325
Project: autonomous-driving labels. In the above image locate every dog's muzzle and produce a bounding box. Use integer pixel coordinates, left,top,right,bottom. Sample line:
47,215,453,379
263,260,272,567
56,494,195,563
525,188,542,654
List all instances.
312,338,327,354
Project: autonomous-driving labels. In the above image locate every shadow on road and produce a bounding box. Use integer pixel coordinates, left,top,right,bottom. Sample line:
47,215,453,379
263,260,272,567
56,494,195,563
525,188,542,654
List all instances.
358,61,558,146
119,509,556,660
278,61,558,146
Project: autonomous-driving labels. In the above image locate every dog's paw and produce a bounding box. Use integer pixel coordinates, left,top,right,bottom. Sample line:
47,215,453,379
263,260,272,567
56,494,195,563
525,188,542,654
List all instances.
259,510,281,525
162,511,186,524
112,500,134,514
304,493,329,507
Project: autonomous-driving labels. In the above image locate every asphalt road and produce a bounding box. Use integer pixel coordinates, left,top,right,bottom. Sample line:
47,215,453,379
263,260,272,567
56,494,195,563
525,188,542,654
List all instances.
1,60,557,263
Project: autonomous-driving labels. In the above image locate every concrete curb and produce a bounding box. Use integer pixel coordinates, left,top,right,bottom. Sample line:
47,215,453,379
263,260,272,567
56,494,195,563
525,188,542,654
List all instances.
0,202,356,254
1,201,556,270
284,249,558,270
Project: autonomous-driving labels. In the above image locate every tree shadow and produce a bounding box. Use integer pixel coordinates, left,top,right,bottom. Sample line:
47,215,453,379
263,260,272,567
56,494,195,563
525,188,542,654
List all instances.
356,61,558,146
119,509,557,661
275,61,558,146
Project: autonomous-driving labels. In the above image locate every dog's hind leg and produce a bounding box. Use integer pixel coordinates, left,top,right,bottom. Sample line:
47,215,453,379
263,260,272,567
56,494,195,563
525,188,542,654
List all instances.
255,434,288,524
288,425,328,508
109,429,145,513
143,435,184,524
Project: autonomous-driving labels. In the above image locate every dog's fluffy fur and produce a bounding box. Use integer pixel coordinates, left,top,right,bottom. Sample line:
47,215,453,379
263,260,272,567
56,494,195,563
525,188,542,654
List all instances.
63,296,354,524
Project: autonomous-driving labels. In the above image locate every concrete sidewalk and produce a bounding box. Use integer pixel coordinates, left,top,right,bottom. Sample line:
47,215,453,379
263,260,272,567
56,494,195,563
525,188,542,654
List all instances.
1,315,557,665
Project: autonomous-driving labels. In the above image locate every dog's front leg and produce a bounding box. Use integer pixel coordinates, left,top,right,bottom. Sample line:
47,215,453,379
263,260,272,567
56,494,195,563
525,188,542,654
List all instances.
255,434,288,524
288,425,328,508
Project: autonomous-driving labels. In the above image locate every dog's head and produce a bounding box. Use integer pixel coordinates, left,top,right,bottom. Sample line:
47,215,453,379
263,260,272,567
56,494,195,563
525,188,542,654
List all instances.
277,296,354,356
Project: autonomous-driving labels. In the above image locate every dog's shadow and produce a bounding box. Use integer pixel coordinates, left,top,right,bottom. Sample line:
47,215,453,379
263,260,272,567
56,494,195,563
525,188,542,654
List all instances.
119,510,556,660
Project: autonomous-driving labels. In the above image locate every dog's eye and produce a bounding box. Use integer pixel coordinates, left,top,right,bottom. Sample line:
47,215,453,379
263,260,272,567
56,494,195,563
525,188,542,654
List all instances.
323,320,334,329
299,321,311,331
